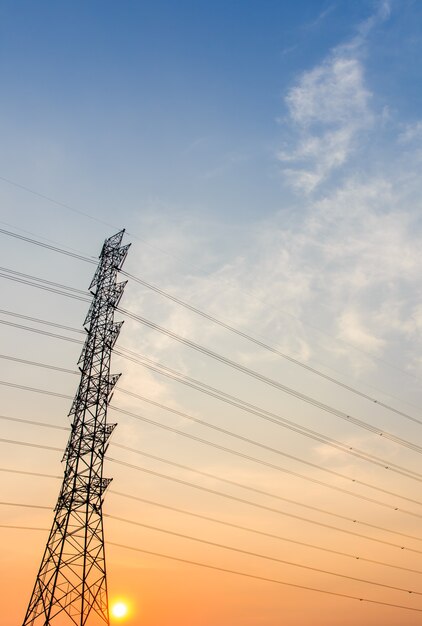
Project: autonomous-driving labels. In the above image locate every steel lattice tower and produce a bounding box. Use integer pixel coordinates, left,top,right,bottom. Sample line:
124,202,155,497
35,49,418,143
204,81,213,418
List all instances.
23,230,130,626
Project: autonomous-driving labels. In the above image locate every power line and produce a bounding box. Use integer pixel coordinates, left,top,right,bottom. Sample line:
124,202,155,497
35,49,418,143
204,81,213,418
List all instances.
0,271,90,302
0,320,83,343
0,381,72,400
105,513,422,597
107,542,422,614
2,518,421,613
117,348,422,462
111,405,422,516
2,264,421,453
119,308,422,437
121,269,422,424
1,499,420,597
1,465,420,577
109,490,422,576
1,216,420,395
114,392,422,484
1,224,421,409
2,435,422,552
2,370,422,516
0,309,84,334
0,354,79,375
107,457,422,554
4,340,422,501
0,267,89,296
4,411,422,527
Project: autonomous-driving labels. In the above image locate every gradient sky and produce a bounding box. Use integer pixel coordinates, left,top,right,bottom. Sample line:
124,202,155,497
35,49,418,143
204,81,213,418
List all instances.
2,1,422,625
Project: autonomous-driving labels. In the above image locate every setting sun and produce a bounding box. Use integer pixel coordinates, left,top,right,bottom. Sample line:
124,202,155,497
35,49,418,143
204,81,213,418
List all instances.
111,601,128,620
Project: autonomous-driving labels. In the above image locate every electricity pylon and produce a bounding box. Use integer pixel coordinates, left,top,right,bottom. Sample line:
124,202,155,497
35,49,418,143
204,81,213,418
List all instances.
23,230,130,626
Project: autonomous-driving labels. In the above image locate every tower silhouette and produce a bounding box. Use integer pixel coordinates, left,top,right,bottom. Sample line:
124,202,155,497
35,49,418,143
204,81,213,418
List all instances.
23,230,130,626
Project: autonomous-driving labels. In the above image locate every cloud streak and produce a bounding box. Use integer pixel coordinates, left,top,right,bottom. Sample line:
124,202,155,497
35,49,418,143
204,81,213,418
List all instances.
278,2,392,194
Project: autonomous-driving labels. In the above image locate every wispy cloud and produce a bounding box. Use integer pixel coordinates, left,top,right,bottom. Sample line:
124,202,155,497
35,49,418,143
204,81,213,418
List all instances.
278,2,391,194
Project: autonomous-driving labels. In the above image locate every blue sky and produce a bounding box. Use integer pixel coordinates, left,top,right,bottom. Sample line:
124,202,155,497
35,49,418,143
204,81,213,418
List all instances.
2,0,421,226
3,2,422,625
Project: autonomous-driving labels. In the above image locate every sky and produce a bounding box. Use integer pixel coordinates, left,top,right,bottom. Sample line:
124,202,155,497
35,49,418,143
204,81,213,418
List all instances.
2,0,422,624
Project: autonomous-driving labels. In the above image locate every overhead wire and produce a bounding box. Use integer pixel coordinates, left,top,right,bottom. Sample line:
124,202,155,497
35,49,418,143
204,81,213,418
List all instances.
116,348,422,459
2,362,422,513
1,499,421,597
106,542,422,614
121,269,422,424
1,521,421,613
111,406,422,515
2,223,422,614
3,336,422,506
0,309,85,334
116,389,422,482
2,261,421,457
1,223,420,410
4,410,422,526
3,309,422,475
119,307,422,434
107,456,422,553
105,512,422,597
3,311,422,483
1,216,420,393
1,465,421,577
2,435,422,552
0,271,90,302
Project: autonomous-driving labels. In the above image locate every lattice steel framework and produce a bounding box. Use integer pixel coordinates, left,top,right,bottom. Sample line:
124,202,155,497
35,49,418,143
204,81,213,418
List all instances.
23,230,130,626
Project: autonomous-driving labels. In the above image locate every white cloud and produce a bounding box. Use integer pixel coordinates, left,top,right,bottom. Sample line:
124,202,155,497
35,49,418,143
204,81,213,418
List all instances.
278,2,393,194
338,310,385,354
279,55,372,192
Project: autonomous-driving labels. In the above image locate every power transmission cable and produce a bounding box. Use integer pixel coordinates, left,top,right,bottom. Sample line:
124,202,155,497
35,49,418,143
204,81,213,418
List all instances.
0,320,82,344
0,525,46,531
0,380,72,400
108,490,422,576
5,416,422,538
1,214,421,395
96,542,422,614
0,501,50,510
105,513,422,597
110,406,422,517
0,415,70,430
0,176,117,230
117,389,422,482
0,355,79,375
0,223,97,262
2,257,421,446
0,309,85,335
1,519,421,614
119,308,422,434
2,435,422,552
0,272,90,302
1,499,420,597
2,266,421,444
116,348,422,459
3,308,422,470
1,223,421,403
107,457,422,553
121,269,422,423
107,447,422,540
1,465,421,577
2,368,422,514
2,329,422,489
0,267,90,296
3,337,422,498
4,410,422,524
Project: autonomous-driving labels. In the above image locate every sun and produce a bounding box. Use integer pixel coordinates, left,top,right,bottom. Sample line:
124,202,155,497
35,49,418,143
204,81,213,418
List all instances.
111,601,129,620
